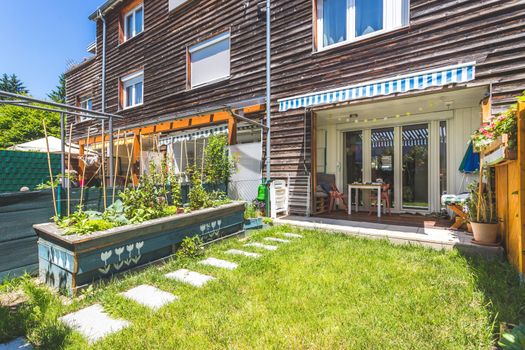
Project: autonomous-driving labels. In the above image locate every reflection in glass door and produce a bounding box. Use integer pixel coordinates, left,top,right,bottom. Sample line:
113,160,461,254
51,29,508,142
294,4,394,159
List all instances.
371,128,395,205
344,131,363,207
402,124,429,209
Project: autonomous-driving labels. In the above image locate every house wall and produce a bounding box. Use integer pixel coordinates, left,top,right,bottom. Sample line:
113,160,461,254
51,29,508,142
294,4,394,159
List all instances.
66,0,525,181
65,0,268,139
270,0,525,180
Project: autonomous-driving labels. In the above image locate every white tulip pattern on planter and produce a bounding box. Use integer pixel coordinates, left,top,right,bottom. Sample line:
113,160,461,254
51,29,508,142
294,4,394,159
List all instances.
98,241,145,275
200,219,222,240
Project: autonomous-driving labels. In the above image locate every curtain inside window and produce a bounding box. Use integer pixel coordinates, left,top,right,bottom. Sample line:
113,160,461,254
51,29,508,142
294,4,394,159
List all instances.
355,0,383,37
322,0,347,47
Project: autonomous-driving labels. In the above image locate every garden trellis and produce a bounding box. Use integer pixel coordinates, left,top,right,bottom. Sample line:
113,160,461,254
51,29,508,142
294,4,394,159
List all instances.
0,90,124,216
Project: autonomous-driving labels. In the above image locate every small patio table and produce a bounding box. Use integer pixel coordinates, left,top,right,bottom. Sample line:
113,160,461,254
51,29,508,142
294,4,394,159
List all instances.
348,183,382,218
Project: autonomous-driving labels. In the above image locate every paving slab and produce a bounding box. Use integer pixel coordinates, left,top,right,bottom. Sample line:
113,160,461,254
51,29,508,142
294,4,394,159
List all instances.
59,304,130,344
225,249,261,258
0,338,32,350
165,269,215,287
244,242,278,251
199,257,238,270
121,285,178,310
264,237,291,243
282,232,303,238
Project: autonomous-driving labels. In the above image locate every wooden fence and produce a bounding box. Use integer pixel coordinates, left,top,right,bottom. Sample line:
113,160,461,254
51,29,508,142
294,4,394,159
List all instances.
495,101,525,278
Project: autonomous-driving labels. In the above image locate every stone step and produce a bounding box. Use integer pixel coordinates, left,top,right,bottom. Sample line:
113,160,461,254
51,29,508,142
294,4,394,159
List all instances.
244,242,278,251
282,232,303,238
59,304,130,344
121,285,178,310
0,337,32,349
199,257,238,270
225,249,261,258
264,237,291,244
165,269,215,287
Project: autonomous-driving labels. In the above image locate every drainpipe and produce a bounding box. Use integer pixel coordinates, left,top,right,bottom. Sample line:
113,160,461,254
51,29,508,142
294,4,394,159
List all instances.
98,10,114,192
265,0,271,181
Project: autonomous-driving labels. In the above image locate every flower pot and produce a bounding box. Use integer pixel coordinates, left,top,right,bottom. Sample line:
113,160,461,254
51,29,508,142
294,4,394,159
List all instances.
244,217,263,230
470,222,498,244
467,222,473,234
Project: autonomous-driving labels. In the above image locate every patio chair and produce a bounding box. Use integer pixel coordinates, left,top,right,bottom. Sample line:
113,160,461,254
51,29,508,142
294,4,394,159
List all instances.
369,180,391,215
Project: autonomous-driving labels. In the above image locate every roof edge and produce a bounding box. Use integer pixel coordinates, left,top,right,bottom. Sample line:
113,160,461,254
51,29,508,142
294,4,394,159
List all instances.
88,0,124,20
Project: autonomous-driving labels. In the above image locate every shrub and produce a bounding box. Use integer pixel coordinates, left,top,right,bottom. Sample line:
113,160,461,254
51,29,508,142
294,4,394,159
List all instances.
176,236,204,260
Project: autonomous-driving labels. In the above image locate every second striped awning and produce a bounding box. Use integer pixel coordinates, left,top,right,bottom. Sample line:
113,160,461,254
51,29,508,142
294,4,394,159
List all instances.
278,62,476,112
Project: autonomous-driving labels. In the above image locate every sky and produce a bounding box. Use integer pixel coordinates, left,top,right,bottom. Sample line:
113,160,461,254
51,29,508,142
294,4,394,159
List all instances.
0,0,102,99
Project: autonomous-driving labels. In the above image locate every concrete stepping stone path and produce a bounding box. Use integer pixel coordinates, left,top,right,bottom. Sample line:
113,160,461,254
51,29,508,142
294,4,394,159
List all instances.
282,232,303,238
244,242,278,251
165,269,215,287
59,304,130,344
0,337,32,349
121,285,178,310
264,237,291,244
225,249,261,258
199,257,238,270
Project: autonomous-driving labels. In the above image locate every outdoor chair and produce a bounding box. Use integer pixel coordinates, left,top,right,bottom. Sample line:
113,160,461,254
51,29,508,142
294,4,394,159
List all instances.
369,180,391,215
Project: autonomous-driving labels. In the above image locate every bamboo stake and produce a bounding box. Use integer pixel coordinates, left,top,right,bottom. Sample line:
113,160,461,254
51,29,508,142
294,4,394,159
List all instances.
67,122,73,216
124,133,134,189
476,156,484,222
79,127,90,211
112,129,121,203
42,120,58,217
201,138,206,182
101,121,107,210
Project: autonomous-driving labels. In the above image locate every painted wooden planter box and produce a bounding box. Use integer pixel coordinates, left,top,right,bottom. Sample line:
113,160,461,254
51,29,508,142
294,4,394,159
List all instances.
33,202,245,294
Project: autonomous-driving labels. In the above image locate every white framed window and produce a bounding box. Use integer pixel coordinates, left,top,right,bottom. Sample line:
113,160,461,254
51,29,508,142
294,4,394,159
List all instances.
188,32,231,88
78,95,93,122
124,4,144,41
316,0,409,50
121,70,144,109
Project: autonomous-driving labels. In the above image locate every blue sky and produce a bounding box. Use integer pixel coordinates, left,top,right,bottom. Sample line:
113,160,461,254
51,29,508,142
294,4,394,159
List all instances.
0,0,102,99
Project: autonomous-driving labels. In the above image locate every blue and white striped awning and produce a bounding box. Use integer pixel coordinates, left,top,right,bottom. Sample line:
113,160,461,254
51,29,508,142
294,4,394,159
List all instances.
159,125,228,146
278,62,476,112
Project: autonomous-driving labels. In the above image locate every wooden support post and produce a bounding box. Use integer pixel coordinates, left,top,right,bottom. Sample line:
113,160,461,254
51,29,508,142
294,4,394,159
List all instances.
79,144,85,183
132,133,141,186
228,115,237,145
518,101,525,277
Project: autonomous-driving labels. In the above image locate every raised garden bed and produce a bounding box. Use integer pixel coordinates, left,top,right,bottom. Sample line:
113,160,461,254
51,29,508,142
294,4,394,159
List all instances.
33,202,245,294
244,217,263,230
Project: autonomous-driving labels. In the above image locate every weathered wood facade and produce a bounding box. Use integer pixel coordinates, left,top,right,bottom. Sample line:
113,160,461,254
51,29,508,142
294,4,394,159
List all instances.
66,0,525,186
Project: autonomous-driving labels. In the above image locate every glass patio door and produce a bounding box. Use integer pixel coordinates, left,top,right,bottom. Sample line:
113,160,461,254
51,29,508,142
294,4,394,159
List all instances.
402,124,429,210
370,128,394,206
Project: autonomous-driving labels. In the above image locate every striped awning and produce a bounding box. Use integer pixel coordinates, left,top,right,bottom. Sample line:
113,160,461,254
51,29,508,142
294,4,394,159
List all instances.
159,125,228,145
278,62,476,112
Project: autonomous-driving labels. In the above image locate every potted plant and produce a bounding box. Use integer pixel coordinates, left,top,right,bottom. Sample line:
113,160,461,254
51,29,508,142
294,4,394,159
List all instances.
244,203,263,230
465,173,499,244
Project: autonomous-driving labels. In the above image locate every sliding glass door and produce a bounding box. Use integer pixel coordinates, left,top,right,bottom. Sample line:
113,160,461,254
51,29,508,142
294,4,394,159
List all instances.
371,128,394,206
402,124,429,210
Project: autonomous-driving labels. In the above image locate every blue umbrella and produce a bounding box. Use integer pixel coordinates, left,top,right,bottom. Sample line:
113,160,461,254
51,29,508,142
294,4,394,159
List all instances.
459,141,480,173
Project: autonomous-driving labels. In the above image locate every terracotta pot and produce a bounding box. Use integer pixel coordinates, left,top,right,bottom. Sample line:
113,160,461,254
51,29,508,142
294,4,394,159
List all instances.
470,222,498,243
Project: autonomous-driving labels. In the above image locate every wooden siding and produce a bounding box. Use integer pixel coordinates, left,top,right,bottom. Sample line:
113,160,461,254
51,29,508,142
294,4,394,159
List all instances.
66,0,268,139
66,0,525,181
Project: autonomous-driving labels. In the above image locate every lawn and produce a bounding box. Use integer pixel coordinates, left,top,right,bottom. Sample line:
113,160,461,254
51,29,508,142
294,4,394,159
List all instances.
1,226,524,349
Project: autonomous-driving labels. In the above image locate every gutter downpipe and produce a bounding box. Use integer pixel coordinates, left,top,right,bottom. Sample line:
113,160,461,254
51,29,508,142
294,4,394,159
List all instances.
264,0,272,217
98,9,114,193
265,0,271,181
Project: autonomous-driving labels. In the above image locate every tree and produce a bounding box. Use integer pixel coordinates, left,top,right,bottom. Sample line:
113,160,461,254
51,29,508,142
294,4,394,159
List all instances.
0,104,60,148
0,73,28,94
48,73,66,103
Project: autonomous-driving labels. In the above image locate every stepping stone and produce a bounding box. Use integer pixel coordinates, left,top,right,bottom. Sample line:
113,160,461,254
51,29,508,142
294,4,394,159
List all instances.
225,249,261,258
244,242,278,251
199,257,238,270
121,285,178,310
264,237,291,243
282,232,303,238
165,269,215,287
0,337,32,349
59,304,129,344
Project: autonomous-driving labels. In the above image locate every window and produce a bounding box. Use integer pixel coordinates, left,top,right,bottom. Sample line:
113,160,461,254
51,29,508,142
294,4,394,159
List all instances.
124,4,144,41
78,96,93,122
169,0,188,12
188,32,230,88
316,0,409,49
121,71,144,109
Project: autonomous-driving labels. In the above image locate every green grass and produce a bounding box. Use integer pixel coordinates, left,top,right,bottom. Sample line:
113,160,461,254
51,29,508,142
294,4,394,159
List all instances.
1,226,525,349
